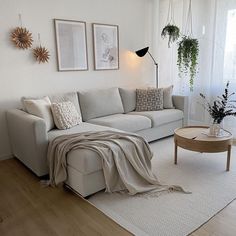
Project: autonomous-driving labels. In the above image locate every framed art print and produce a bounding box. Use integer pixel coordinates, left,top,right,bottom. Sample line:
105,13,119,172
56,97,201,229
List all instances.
54,19,88,71
92,23,119,70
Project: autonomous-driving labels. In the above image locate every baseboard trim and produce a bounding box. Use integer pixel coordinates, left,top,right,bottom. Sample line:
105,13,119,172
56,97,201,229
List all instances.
0,154,13,161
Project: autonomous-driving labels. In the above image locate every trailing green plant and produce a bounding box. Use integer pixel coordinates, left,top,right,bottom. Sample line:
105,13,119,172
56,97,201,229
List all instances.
200,81,236,124
177,36,199,91
161,24,180,48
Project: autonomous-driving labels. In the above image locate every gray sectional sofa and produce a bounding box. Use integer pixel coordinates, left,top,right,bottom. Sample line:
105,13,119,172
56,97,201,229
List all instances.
7,87,188,197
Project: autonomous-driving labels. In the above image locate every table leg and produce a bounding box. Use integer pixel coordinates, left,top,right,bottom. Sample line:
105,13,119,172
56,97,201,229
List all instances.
226,145,231,171
174,141,178,165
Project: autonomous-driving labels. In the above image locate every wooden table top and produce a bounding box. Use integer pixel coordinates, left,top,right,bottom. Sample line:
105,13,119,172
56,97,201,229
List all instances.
175,126,233,143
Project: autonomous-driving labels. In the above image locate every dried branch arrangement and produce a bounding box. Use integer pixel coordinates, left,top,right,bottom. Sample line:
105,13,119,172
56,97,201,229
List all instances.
200,82,236,124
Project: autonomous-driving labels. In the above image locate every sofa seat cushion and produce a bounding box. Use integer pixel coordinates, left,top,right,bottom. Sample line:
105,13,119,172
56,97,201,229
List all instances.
48,122,116,141
87,114,152,132
129,109,183,127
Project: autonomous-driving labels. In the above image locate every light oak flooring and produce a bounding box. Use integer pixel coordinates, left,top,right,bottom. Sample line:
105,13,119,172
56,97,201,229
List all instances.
1,158,236,236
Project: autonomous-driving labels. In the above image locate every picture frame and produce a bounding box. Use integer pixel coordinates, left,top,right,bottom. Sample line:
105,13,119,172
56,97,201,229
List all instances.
92,23,119,70
54,19,88,71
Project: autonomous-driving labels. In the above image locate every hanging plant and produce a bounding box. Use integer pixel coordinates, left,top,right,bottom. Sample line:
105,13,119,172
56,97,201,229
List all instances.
177,36,199,91
161,24,180,48
161,0,180,48
177,0,199,91
33,33,50,63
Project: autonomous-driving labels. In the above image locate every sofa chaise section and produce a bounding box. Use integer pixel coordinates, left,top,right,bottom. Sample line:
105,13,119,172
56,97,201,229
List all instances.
48,122,119,196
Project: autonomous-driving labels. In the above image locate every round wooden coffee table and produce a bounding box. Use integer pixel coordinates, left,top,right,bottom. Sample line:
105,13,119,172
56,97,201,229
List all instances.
174,126,233,171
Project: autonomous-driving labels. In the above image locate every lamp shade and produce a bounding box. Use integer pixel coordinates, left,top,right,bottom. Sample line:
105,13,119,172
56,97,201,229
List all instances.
135,47,149,57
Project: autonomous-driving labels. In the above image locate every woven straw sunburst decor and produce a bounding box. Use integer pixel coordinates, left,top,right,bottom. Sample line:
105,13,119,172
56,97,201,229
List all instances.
33,46,50,63
11,27,33,49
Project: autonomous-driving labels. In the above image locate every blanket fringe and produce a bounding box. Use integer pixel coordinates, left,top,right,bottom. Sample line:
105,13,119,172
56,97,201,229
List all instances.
110,186,191,199
40,179,51,187
130,186,191,199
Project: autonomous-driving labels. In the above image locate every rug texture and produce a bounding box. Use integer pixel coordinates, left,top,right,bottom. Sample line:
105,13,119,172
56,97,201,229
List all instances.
88,137,236,236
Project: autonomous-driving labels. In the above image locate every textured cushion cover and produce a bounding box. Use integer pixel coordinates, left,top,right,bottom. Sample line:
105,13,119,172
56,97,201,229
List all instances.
119,88,136,113
163,85,174,109
51,101,82,130
79,88,124,121
130,109,183,127
136,88,163,111
23,96,54,131
49,92,81,115
87,114,151,132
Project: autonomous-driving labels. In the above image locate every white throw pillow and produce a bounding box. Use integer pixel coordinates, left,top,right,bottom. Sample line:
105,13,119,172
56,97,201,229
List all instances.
23,96,54,131
51,101,82,130
163,85,174,109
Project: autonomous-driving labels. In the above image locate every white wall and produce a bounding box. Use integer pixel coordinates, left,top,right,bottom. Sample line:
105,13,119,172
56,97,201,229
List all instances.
0,0,158,160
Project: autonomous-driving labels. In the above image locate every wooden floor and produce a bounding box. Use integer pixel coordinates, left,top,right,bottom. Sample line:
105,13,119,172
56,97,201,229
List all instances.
1,159,236,236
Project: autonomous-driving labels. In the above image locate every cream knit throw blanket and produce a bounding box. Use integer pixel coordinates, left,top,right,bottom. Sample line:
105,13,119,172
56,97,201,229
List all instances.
48,131,187,195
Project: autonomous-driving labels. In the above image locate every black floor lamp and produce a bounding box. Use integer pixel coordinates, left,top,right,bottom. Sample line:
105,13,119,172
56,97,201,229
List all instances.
135,47,158,88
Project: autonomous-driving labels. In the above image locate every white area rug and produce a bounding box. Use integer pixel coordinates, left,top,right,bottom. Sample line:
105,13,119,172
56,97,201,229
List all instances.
88,137,236,236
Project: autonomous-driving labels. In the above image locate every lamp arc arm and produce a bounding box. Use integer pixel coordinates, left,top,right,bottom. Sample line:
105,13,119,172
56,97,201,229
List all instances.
147,52,158,65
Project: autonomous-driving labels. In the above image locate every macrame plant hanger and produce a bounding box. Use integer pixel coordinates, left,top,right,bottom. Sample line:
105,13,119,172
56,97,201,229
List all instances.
184,0,193,37
166,0,175,25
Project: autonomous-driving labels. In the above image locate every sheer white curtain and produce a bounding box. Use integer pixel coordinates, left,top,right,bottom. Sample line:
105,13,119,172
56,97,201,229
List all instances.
158,0,236,138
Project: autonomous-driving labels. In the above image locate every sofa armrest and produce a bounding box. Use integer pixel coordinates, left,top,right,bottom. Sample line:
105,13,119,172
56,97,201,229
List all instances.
172,95,189,126
6,109,49,176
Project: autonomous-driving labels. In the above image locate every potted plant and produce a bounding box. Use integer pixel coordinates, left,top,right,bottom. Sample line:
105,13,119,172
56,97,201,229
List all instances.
177,36,199,91
200,82,236,136
161,24,180,48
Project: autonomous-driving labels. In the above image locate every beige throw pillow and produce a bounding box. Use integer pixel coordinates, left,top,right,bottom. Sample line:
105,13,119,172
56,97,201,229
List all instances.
23,96,54,131
136,88,163,111
163,85,174,109
51,101,82,130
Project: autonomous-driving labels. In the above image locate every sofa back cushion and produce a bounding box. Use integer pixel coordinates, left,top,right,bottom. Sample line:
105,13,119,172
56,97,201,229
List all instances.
163,85,174,109
23,96,54,131
119,88,136,113
49,92,81,116
79,88,124,121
